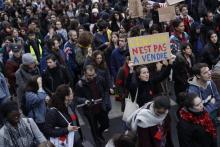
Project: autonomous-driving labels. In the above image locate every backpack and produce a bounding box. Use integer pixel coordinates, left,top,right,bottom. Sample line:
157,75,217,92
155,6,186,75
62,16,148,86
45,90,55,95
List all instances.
21,94,29,116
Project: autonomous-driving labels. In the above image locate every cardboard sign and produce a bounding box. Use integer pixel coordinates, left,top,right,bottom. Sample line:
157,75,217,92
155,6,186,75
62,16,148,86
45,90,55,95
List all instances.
158,6,176,22
128,33,171,65
128,0,143,18
167,0,184,5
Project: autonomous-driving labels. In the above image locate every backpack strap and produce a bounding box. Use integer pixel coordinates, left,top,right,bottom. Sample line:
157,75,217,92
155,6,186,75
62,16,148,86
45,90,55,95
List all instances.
50,107,70,124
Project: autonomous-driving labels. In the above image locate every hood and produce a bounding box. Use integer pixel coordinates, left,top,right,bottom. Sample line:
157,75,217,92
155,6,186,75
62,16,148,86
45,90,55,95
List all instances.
213,61,220,70
188,77,210,89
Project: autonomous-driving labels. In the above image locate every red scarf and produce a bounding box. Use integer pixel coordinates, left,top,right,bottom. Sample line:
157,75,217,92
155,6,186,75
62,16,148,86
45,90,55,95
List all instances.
179,108,216,138
59,113,78,142
183,17,190,33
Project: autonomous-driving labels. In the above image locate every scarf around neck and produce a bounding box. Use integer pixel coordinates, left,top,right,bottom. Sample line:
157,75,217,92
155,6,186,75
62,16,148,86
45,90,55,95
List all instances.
128,102,168,132
4,118,34,147
179,108,216,138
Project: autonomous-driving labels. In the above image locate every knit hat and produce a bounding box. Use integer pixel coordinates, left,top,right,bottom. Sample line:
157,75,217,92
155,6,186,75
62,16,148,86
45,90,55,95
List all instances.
22,53,35,65
92,0,99,4
92,8,99,14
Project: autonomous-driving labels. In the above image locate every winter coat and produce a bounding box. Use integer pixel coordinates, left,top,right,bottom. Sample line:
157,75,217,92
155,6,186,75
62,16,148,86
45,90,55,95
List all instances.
40,46,65,73
77,14,90,25
42,65,72,95
173,53,196,95
104,44,116,73
44,105,81,144
190,22,205,61
110,48,128,79
202,42,220,69
126,65,172,107
64,41,79,81
75,75,111,112
75,46,88,70
15,65,40,104
110,21,120,32
137,116,173,147
177,109,216,147
56,29,68,42
25,88,47,124
188,77,220,113
127,102,173,147
92,31,111,51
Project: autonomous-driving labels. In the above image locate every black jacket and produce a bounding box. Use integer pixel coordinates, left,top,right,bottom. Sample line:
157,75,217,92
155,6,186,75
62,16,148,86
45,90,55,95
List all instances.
202,42,220,68
75,75,111,111
173,53,196,94
177,110,216,147
44,104,82,144
126,65,172,107
42,64,72,95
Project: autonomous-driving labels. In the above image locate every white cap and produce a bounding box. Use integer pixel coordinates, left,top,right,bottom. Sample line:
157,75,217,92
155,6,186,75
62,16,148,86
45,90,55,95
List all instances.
92,8,99,13
92,0,99,4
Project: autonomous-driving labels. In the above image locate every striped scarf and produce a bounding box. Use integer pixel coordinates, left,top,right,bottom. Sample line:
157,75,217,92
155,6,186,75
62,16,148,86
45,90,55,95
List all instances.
4,119,35,147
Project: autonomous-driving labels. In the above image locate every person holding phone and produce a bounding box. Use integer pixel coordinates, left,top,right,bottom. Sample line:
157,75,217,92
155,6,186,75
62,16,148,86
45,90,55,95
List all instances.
44,84,83,147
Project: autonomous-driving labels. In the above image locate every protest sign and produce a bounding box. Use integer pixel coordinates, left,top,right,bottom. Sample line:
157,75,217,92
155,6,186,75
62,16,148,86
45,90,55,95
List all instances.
158,6,176,22
128,33,171,65
128,0,143,18
167,0,184,5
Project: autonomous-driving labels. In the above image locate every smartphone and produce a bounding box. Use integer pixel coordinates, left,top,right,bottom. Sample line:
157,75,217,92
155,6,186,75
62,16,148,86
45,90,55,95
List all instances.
71,126,80,130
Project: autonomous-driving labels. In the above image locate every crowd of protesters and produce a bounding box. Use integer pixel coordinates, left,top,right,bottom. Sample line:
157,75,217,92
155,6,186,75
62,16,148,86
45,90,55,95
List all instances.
0,0,220,147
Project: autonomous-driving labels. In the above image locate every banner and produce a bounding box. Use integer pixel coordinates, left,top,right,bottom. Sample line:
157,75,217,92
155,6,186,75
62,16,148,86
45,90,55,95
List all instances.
128,0,143,18
158,6,176,22
167,0,184,5
128,33,171,65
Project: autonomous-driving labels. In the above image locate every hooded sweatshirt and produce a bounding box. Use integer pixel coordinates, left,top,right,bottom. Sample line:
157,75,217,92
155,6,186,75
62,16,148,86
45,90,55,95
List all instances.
188,77,220,113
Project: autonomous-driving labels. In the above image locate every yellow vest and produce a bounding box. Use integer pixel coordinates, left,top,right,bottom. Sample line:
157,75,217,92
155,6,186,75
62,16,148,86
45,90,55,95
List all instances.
29,39,42,63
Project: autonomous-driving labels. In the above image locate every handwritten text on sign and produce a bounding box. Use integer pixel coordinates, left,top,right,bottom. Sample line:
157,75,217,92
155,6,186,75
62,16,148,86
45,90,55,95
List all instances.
128,33,171,65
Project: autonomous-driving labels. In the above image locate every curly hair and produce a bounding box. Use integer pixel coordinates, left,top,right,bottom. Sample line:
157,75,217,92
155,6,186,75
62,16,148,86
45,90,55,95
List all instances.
78,31,93,48
50,84,71,113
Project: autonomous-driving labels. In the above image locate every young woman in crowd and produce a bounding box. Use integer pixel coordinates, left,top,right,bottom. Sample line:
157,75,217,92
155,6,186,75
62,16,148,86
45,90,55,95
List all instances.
105,32,119,72
110,11,123,32
126,56,175,107
93,50,113,92
177,93,217,147
44,84,82,147
202,30,220,69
